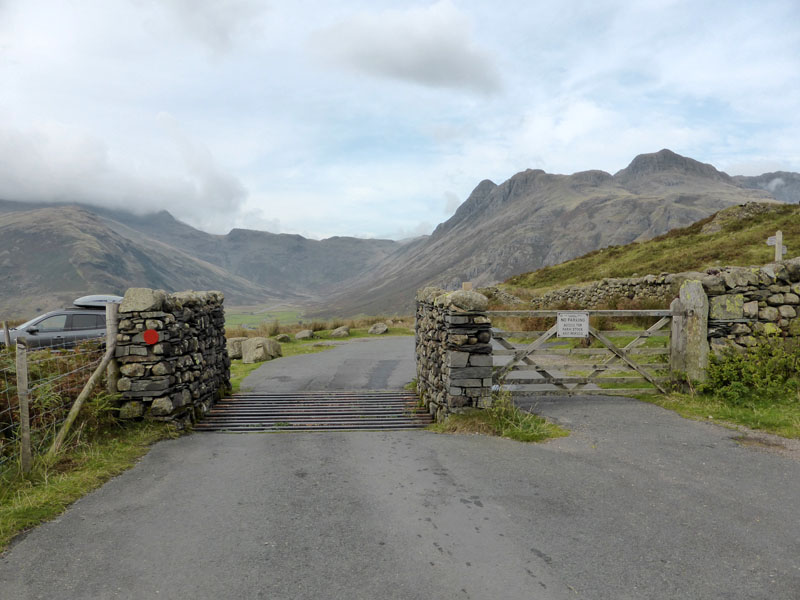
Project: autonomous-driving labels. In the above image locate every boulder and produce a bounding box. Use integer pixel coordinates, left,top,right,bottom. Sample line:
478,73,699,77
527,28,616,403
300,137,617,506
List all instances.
275,334,291,343
446,290,489,312
242,337,282,364
295,329,314,340
120,288,167,313
150,397,174,417
368,322,389,335
118,401,144,419
330,325,350,338
227,336,248,359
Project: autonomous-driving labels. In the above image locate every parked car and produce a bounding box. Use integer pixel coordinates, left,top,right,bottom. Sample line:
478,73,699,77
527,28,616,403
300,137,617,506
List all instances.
1,295,122,349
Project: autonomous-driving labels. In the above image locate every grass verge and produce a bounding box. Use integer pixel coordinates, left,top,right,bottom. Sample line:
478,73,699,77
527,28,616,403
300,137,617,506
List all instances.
0,422,178,552
429,392,568,443
641,393,800,439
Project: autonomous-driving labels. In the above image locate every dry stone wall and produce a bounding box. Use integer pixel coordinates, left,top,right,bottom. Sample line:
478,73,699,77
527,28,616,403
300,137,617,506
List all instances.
115,288,230,424
520,274,679,309
415,288,492,420
700,259,800,353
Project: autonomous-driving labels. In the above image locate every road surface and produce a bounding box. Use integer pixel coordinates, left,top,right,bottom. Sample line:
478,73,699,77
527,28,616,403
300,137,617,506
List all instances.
1,336,798,599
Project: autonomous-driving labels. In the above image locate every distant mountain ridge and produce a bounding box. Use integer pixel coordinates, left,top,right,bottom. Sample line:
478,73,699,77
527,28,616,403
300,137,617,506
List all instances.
317,149,784,315
0,149,796,319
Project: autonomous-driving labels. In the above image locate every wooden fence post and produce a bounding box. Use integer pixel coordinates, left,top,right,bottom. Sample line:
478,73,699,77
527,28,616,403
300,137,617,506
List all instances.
670,281,709,383
16,337,32,474
3,321,11,348
105,303,120,395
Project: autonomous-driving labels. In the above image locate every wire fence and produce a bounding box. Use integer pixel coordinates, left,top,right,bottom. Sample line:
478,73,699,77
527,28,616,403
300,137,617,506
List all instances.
0,337,105,471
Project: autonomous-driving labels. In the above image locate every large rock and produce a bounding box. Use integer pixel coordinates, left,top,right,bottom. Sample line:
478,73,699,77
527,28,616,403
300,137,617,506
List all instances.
442,290,489,312
275,334,291,343
120,288,167,313
150,397,174,417
242,337,282,364
709,294,744,319
330,325,350,338
722,268,759,289
295,329,314,340
227,336,247,359
368,322,389,335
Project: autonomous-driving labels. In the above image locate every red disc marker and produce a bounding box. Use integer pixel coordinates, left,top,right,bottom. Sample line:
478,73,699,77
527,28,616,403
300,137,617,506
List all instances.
143,329,160,345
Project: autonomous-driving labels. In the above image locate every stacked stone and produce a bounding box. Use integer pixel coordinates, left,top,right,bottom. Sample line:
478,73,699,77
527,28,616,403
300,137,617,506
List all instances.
415,287,492,421
526,274,678,309
114,288,230,424
701,259,800,352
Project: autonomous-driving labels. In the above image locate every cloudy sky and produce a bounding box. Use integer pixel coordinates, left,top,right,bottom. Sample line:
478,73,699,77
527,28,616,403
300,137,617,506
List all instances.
1,0,798,239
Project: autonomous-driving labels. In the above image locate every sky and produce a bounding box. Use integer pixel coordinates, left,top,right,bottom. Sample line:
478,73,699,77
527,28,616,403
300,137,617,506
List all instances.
1,0,798,239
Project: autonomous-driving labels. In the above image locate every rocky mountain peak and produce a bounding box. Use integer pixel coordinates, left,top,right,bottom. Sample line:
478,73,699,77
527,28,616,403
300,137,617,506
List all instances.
614,149,729,183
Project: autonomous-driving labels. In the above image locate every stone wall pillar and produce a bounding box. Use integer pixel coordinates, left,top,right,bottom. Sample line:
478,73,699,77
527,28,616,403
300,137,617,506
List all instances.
415,288,493,421
670,280,709,382
115,288,230,425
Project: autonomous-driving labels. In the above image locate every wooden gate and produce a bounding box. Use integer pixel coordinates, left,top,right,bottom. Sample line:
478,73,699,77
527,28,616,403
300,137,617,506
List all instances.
488,310,672,396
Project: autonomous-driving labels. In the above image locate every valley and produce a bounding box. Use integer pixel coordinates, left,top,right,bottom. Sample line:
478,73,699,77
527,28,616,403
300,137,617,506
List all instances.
0,149,797,321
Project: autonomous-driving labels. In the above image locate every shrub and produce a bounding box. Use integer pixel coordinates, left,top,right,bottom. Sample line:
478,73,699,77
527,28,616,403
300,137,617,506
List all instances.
699,336,800,407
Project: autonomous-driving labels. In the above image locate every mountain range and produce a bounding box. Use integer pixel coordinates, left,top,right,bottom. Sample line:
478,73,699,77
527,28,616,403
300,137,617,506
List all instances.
0,149,796,319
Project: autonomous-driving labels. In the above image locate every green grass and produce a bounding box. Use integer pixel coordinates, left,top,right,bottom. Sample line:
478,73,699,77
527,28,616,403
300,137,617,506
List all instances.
0,422,178,552
429,392,569,442
229,361,264,393
505,203,800,292
225,308,303,328
642,393,800,439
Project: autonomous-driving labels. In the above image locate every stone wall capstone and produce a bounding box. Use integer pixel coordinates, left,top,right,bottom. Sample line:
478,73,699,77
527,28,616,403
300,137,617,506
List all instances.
115,288,230,424
415,287,492,420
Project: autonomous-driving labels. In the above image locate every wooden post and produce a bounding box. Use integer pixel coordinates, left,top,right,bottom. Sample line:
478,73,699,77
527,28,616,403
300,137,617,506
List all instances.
105,303,120,394
16,337,32,474
3,321,11,348
48,323,118,458
775,230,783,262
670,281,709,383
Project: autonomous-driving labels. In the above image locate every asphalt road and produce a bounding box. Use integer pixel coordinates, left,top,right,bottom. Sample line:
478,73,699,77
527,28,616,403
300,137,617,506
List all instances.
1,336,799,599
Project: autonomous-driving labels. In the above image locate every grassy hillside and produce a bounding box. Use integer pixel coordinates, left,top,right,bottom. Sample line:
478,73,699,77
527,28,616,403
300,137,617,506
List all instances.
505,203,800,291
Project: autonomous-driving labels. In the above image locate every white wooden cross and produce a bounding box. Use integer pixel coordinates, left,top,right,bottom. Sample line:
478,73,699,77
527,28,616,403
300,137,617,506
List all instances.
766,230,787,262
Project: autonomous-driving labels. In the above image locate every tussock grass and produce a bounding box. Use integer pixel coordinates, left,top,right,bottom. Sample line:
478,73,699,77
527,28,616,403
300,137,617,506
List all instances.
429,392,568,443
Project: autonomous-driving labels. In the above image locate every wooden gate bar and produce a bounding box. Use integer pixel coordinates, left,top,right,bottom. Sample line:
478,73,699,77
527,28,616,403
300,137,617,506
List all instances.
586,326,667,393
570,316,671,392
504,376,667,385
488,310,672,318
494,324,558,381
493,326,569,389
493,329,669,338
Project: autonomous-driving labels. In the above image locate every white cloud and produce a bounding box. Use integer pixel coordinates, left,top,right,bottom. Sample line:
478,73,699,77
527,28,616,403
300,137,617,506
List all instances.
0,119,250,233
0,0,799,242
443,191,461,214
309,0,501,94
767,177,786,192
134,0,269,52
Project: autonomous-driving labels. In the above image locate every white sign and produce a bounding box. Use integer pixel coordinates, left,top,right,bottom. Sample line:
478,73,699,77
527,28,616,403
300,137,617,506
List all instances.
557,311,589,338
767,236,776,246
